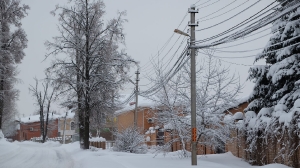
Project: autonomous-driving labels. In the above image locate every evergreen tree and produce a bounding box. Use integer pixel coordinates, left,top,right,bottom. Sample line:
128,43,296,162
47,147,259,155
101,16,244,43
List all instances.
0,0,29,130
246,0,300,112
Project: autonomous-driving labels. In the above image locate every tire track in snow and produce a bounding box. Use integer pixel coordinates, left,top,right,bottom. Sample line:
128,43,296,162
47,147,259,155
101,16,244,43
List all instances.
0,142,74,168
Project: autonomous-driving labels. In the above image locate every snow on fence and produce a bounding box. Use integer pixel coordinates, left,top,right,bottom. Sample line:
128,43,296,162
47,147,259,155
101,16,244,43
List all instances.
31,136,72,143
89,137,106,149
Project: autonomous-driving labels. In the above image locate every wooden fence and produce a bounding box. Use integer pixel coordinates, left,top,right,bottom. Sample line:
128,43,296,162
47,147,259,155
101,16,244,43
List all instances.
89,141,106,149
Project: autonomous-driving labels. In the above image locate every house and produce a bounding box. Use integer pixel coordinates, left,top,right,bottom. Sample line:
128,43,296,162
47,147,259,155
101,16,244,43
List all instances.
14,110,76,142
14,113,60,141
115,94,212,153
115,95,157,133
116,94,252,155
57,110,76,138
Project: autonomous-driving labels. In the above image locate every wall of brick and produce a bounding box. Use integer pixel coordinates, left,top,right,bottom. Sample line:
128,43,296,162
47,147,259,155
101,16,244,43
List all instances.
15,119,58,141
116,107,155,133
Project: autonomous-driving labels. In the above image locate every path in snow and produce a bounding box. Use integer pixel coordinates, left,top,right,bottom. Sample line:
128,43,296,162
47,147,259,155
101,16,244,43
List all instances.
0,141,74,168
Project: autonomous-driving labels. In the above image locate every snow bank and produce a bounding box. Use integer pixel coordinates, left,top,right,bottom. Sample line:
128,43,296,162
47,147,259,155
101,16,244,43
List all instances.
0,129,5,141
0,141,291,168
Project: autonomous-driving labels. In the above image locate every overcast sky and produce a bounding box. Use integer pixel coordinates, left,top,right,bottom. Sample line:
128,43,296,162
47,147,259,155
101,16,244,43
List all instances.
17,0,274,117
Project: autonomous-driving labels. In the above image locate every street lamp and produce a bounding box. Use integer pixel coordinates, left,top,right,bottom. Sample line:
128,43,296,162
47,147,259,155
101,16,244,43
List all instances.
174,29,190,37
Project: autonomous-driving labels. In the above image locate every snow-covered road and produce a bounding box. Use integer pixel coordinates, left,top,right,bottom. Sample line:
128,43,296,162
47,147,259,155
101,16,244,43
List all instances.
0,140,290,168
0,141,74,168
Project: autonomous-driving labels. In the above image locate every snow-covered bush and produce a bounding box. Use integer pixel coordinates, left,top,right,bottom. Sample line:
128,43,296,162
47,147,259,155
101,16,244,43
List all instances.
0,129,5,141
113,127,147,154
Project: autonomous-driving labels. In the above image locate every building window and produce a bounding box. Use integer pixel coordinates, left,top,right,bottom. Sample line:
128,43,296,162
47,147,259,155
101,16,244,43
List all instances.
71,122,75,130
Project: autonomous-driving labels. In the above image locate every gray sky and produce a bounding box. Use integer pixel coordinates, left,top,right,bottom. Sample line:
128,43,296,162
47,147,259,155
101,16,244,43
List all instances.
17,0,274,117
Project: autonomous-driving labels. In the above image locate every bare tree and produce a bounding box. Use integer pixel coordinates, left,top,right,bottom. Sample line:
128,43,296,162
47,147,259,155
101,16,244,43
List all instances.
148,49,241,155
29,75,56,143
45,0,134,149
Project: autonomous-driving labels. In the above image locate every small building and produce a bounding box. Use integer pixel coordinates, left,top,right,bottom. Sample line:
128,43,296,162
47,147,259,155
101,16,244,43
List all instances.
116,94,251,155
14,113,60,141
57,110,76,138
115,95,157,133
13,110,76,142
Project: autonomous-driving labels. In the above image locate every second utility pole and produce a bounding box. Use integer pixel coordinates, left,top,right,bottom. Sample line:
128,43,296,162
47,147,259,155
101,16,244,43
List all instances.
134,70,140,128
189,4,198,166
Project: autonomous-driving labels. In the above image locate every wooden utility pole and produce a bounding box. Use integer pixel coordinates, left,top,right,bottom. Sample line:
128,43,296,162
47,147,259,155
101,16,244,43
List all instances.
62,111,68,144
189,4,198,166
134,70,140,128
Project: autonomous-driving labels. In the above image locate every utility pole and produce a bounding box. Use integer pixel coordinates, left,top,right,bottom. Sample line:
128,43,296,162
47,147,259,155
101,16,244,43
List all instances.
189,4,198,166
62,111,68,144
134,70,140,128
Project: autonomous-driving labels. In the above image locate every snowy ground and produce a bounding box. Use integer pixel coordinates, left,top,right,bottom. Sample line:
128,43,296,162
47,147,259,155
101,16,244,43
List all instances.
0,140,290,168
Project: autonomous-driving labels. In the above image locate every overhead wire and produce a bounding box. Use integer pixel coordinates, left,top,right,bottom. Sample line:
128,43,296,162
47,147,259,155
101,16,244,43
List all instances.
194,0,288,45
197,0,221,9
196,0,238,21
141,26,188,74
139,0,300,98
192,0,297,50
213,26,299,53
140,47,189,96
196,0,262,31
140,12,188,71
206,0,298,46
143,37,188,80
198,39,300,59
195,0,212,7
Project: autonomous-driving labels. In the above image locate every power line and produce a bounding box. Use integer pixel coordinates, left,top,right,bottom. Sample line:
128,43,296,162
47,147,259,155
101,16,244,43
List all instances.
191,0,299,50
140,13,188,70
195,0,212,7
196,0,262,31
199,39,300,59
208,0,298,46
196,0,238,21
214,30,300,53
194,0,288,45
197,0,221,9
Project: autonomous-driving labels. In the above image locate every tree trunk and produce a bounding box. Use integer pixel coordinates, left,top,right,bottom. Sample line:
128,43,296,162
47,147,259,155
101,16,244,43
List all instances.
78,99,85,148
43,109,50,143
83,0,90,150
40,108,44,142
0,77,3,130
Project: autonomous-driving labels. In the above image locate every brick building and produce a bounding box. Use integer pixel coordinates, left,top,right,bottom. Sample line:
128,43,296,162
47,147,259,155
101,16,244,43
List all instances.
116,95,157,133
14,114,61,141
14,110,77,142
116,94,251,155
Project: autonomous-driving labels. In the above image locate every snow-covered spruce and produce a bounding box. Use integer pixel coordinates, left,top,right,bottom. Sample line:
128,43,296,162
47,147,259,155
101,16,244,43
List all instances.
244,1,300,166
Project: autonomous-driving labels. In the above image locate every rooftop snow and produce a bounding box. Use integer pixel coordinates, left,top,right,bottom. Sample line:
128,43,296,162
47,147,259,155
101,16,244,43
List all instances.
115,94,156,115
18,109,76,124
